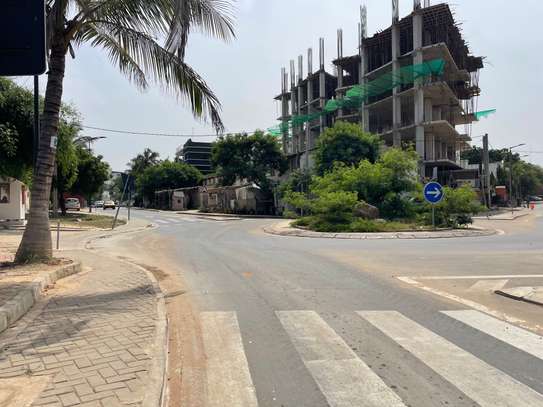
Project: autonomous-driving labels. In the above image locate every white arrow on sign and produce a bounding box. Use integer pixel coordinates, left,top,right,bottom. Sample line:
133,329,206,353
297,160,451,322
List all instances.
428,188,441,198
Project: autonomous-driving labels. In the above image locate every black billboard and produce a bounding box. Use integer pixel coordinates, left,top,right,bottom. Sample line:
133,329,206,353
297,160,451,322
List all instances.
0,0,46,76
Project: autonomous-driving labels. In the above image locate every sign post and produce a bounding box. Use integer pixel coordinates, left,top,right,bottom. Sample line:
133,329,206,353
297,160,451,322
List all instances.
423,181,444,229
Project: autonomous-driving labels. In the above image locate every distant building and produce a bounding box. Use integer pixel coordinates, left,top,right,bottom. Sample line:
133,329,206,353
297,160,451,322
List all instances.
275,2,484,185
178,139,213,174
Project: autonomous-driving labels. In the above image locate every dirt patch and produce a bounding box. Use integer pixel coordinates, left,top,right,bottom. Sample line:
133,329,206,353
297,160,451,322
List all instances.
104,233,207,407
0,376,50,406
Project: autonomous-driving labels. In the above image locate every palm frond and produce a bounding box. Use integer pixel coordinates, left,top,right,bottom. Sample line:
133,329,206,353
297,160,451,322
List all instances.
79,21,224,131
165,0,235,58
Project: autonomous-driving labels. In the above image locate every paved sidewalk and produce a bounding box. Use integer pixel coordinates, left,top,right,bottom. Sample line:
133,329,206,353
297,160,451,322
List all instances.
263,220,497,240
0,250,165,407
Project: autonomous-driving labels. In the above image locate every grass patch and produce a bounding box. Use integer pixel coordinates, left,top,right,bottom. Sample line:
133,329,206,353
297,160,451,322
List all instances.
51,212,126,229
293,216,422,233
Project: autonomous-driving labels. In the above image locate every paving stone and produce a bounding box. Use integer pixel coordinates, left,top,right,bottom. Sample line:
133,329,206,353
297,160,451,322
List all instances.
0,250,160,406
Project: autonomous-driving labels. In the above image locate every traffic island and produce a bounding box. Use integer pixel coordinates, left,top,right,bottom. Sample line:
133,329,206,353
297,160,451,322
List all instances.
263,220,497,240
495,286,543,307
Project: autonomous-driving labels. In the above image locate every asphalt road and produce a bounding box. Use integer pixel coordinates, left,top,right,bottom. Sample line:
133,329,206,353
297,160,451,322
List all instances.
110,207,543,407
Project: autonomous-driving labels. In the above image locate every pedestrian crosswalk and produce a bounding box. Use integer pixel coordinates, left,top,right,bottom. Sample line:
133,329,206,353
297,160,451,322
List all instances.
200,309,543,406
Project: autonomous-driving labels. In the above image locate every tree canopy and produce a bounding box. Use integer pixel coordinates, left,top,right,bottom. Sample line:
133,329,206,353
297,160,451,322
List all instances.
212,131,287,193
138,160,202,203
314,121,381,175
129,148,161,179
70,147,111,203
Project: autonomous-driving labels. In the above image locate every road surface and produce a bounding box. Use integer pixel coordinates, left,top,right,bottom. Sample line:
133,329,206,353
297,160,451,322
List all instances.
100,207,543,407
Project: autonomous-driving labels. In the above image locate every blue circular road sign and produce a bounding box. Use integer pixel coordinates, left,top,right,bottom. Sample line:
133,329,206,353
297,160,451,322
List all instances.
424,182,444,204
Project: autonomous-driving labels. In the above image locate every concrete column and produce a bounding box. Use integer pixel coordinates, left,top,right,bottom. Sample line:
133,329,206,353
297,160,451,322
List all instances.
413,9,425,163
359,6,369,132
319,38,326,136
306,49,313,170
392,12,401,148
280,67,289,154
337,29,344,118
424,98,433,122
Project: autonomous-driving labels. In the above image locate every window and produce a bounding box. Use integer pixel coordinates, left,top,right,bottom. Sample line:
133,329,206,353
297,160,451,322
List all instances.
0,183,10,204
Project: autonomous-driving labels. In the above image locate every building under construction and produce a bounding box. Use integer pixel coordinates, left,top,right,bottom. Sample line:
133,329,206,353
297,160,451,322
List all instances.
273,1,484,183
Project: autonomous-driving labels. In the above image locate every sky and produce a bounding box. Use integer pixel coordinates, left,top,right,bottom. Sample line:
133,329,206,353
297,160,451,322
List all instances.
20,0,543,170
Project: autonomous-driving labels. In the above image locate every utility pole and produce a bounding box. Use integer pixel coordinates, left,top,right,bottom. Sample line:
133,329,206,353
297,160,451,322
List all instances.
507,143,526,215
482,134,491,208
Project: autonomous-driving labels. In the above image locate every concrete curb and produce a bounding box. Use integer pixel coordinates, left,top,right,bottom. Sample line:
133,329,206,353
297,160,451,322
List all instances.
176,211,282,220
114,259,169,407
263,221,498,240
495,288,543,307
0,261,82,335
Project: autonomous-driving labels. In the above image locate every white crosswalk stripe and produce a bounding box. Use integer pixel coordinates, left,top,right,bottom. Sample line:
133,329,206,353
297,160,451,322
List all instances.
441,310,543,360
277,310,406,407
201,312,258,407
154,219,170,224
358,311,543,407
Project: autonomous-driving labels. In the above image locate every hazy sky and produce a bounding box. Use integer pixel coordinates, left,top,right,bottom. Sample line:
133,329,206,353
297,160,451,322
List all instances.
22,0,543,170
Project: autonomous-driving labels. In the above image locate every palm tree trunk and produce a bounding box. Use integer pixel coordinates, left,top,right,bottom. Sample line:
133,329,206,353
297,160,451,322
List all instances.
15,40,66,263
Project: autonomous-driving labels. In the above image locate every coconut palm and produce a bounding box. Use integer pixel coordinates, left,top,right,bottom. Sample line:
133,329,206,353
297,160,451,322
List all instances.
16,0,235,262
129,148,161,177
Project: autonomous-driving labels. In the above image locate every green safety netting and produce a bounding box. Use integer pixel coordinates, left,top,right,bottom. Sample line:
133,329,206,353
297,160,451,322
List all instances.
474,109,496,120
268,58,446,137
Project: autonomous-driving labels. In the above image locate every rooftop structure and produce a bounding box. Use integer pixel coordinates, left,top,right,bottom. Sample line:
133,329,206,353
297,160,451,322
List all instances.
274,1,484,183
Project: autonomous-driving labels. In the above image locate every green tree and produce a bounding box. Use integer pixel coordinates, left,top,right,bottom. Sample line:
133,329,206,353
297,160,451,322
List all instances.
70,148,111,212
314,121,381,175
0,78,36,183
212,131,287,194
55,117,80,215
138,160,202,204
16,0,236,262
460,146,516,165
129,148,161,179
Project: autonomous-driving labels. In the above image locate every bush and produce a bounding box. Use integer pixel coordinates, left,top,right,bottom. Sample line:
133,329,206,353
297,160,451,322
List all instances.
418,185,484,228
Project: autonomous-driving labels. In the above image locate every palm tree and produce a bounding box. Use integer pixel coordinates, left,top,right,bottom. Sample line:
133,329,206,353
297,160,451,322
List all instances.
16,0,235,262
129,148,161,177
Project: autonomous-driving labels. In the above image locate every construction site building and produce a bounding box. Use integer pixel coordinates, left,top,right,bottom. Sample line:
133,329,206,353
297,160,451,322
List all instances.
275,1,484,184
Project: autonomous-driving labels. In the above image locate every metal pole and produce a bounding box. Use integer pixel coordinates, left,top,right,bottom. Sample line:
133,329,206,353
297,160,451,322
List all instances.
112,174,129,229
432,205,435,230
56,220,60,250
509,148,514,215
33,75,40,166
482,134,491,209
128,188,131,221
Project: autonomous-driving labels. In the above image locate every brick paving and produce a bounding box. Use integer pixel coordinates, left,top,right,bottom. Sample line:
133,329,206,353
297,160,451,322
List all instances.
0,252,160,406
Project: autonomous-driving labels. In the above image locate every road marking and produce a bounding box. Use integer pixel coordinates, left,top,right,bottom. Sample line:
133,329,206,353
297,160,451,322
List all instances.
154,219,170,224
200,312,258,407
467,279,509,292
441,310,543,360
412,275,543,280
358,311,543,407
396,276,528,326
277,310,406,407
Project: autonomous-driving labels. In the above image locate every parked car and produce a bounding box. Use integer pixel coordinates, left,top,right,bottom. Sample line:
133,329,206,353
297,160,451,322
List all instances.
103,200,116,210
93,200,104,208
528,196,543,202
65,198,81,211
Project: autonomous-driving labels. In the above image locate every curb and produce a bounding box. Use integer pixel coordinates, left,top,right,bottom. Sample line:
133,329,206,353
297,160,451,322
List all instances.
176,211,282,220
110,258,169,407
0,261,82,335
263,222,498,240
495,289,543,307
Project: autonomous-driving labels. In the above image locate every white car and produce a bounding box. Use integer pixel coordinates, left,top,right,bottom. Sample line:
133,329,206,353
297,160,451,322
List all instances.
65,198,81,211
94,200,104,208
